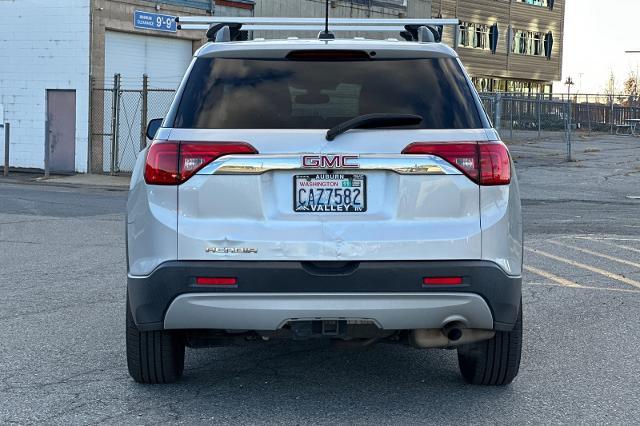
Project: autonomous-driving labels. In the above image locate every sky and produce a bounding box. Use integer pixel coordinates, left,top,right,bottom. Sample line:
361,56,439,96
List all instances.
561,0,640,93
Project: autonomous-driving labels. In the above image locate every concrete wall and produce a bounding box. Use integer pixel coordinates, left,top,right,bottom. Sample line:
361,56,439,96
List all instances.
0,0,91,172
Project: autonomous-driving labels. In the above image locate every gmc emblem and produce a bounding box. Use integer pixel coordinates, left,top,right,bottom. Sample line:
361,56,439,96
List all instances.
301,155,360,169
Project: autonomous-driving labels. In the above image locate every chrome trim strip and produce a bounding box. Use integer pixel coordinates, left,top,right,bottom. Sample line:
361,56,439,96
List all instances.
163,292,494,331
198,155,461,175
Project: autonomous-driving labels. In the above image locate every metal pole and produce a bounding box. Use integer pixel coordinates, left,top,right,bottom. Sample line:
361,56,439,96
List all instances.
509,97,513,140
87,76,95,173
586,94,591,135
494,92,502,130
567,98,572,162
3,122,9,177
110,73,120,175
114,74,122,174
44,119,50,178
537,93,542,139
610,96,614,135
141,74,148,151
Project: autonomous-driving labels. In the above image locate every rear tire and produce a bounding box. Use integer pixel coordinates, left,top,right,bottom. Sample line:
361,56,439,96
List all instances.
126,294,185,384
457,301,522,386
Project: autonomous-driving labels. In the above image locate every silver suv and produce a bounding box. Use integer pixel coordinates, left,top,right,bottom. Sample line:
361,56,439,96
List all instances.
126,17,523,385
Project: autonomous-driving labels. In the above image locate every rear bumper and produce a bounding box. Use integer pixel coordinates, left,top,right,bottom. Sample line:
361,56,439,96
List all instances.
163,293,493,331
127,260,521,332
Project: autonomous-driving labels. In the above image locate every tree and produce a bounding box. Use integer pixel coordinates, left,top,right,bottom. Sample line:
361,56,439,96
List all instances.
623,71,638,106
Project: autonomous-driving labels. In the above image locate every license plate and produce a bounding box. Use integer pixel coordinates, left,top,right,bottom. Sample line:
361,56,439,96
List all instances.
294,174,367,213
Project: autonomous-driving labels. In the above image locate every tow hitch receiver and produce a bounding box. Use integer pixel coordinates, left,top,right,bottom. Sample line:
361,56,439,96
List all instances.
290,320,348,339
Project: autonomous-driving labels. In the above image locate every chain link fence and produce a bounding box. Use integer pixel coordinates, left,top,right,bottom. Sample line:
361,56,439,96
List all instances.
90,74,176,174
480,92,640,160
90,76,640,173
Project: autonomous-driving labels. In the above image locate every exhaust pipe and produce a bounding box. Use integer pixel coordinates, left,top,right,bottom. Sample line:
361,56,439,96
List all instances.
409,323,495,349
442,322,463,342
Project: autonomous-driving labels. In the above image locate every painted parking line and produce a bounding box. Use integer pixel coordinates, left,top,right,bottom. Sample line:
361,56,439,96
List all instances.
528,282,640,294
569,236,640,255
570,236,640,242
524,265,582,288
548,240,640,269
525,247,640,290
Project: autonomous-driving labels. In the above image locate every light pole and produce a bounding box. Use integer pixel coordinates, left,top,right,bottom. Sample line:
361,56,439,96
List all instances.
564,77,575,161
565,76,574,99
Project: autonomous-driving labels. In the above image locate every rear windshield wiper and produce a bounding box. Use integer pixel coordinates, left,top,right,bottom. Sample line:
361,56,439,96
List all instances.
326,113,423,141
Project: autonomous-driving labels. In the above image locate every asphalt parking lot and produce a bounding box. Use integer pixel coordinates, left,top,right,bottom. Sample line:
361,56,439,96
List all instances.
1,133,639,424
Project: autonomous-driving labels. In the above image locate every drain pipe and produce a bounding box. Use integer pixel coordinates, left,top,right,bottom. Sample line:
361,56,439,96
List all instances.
3,122,9,176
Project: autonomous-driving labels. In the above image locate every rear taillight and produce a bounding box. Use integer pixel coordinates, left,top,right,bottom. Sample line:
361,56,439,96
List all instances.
478,143,511,185
402,141,511,186
144,142,179,185
403,143,478,181
144,141,257,185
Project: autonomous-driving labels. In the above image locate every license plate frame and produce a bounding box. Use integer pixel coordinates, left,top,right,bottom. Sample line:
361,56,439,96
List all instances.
293,174,367,213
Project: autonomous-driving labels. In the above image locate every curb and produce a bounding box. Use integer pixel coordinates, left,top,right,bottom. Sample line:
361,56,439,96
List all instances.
0,175,130,191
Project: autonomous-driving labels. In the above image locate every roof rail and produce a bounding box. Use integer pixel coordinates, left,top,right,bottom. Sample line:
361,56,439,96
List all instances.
176,17,460,43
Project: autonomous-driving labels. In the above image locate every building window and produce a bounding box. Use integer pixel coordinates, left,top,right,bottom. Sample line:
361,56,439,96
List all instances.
512,30,545,56
517,0,548,6
458,22,490,50
533,32,543,55
472,77,550,95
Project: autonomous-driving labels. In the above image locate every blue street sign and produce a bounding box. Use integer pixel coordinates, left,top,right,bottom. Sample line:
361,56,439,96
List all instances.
134,10,177,33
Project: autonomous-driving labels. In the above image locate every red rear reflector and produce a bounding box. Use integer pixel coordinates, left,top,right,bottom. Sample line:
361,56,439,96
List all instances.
145,141,257,185
196,277,237,286
402,142,511,186
423,277,463,285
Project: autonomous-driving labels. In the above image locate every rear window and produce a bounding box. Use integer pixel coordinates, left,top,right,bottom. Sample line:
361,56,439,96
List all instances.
173,56,483,129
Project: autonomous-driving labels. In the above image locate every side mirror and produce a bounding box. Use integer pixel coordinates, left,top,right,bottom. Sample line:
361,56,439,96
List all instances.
146,118,163,141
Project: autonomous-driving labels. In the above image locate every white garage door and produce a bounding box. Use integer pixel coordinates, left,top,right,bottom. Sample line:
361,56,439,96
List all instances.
104,30,192,89
103,31,192,172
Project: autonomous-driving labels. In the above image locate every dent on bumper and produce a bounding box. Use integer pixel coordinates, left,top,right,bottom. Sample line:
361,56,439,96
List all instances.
163,292,494,331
